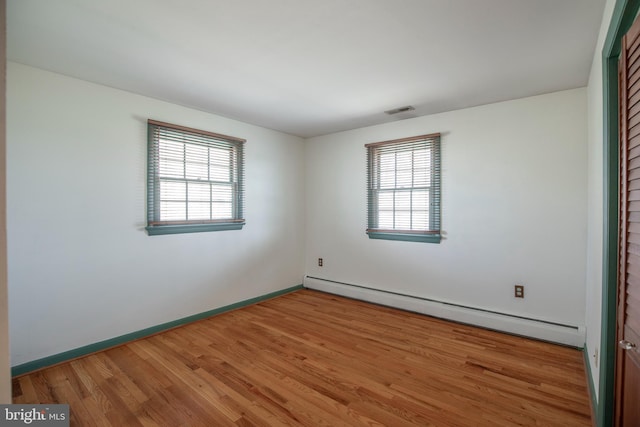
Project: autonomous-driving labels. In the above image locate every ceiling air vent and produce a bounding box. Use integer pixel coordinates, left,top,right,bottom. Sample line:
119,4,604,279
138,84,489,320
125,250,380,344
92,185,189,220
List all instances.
384,106,415,115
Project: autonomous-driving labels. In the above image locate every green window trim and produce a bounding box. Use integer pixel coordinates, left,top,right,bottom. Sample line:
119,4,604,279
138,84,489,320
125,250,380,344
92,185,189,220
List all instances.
145,222,245,236
366,133,442,244
367,231,441,243
146,119,245,236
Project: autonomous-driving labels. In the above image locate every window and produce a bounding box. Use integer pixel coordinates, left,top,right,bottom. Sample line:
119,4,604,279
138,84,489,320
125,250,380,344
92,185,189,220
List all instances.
146,120,245,236
366,133,441,243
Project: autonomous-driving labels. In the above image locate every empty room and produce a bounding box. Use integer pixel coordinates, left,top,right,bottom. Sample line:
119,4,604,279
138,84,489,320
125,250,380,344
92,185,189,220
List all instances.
1,0,639,426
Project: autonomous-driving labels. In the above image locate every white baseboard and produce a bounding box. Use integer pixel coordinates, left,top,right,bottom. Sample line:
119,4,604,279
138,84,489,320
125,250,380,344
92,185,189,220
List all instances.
303,276,585,348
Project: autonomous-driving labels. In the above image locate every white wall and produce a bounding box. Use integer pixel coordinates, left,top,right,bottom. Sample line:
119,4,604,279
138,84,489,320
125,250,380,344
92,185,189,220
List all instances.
305,89,587,332
585,0,617,400
7,63,306,366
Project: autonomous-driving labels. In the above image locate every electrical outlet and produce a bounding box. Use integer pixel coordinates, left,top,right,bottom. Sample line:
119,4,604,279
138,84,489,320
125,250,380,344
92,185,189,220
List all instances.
514,284,524,298
594,348,599,368
318,258,323,267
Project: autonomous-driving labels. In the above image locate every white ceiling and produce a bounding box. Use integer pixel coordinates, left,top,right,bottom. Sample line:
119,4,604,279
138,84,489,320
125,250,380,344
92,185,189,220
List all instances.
8,0,606,138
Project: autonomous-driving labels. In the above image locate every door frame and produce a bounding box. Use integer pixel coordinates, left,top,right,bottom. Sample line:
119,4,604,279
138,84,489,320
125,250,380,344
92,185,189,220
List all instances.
602,1,640,426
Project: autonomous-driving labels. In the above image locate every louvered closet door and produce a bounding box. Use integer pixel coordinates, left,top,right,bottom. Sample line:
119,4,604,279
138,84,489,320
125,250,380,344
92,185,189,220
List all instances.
616,13,640,427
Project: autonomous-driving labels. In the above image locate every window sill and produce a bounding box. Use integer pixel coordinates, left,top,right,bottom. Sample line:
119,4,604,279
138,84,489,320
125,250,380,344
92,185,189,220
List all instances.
146,222,245,236
367,231,441,244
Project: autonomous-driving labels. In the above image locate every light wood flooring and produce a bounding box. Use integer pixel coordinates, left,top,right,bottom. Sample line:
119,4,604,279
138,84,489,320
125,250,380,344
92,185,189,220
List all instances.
12,289,592,426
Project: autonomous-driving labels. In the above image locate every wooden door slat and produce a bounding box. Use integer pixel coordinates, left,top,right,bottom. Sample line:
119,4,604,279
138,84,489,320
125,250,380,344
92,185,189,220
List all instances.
629,158,640,173
630,134,640,150
630,144,640,160
629,66,640,90
628,233,640,245
629,90,640,113
630,54,640,77
628,200,640,212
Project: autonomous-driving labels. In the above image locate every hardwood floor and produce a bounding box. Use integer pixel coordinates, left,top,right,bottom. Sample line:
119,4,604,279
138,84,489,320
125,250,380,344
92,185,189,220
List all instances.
12,290,592,426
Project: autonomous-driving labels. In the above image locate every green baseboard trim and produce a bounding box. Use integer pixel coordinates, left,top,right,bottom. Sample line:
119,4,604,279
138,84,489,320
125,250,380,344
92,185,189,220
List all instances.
583,345,599,426
11,284,304,377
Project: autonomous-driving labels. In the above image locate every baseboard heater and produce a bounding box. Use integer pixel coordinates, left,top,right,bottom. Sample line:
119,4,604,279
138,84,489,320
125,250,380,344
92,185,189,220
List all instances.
303,276,585,348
